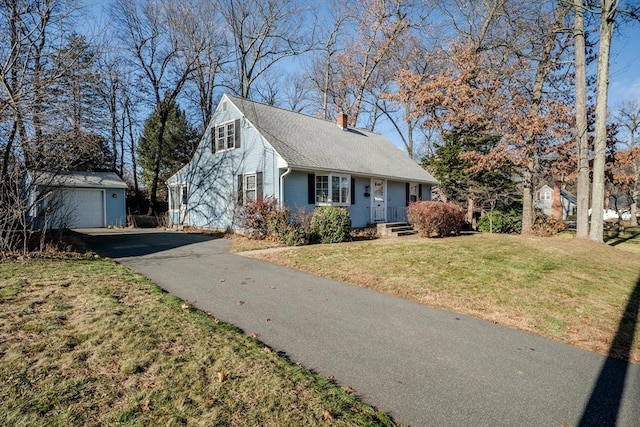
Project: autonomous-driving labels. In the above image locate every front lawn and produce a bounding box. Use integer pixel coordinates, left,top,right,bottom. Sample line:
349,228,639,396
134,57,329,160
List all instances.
250,233,640,363
0,257,392,426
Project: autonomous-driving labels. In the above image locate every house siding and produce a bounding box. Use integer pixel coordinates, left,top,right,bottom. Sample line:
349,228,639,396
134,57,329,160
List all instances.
347,176,371,227
168,100,281,230
105,188,126,226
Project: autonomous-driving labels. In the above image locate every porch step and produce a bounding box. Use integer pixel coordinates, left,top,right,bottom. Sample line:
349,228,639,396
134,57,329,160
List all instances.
376,222,418,237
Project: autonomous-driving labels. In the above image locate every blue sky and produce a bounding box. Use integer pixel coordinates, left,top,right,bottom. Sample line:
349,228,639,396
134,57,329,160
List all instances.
609,22,640,107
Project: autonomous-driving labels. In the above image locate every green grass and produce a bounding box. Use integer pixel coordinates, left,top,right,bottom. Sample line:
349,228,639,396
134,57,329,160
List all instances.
251,233,640,363
0,257,393,426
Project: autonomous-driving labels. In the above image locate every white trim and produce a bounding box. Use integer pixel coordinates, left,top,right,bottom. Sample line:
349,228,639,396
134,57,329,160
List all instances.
214,119,236,152
314,172,351,206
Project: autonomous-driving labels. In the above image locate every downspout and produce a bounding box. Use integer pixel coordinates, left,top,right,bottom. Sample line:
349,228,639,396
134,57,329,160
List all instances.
279,168,292,208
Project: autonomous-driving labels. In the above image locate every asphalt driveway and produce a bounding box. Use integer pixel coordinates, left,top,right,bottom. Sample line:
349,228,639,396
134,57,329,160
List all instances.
78,229,640,426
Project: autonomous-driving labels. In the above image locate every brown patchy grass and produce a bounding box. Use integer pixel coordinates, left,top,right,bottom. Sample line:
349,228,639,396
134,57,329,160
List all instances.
228,235,285,253
0,258,393,426
250,233,640,364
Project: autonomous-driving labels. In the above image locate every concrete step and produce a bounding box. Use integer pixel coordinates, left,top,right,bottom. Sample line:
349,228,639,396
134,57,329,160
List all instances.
376,222,417,237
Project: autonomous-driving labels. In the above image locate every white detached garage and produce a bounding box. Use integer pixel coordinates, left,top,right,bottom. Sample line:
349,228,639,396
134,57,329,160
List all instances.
27,171,128,229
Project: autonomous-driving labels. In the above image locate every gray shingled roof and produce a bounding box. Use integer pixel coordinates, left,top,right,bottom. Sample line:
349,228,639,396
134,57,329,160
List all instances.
32,171,127,188
226,95,438,184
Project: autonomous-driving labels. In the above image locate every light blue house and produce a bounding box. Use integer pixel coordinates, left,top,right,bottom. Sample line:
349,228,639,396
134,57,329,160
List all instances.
167,94,438,230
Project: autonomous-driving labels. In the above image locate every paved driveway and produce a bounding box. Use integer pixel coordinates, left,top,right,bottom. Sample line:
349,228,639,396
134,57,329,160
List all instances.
78,229,640,426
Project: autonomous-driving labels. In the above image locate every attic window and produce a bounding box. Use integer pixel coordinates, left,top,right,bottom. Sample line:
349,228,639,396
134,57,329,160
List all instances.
212,119,240,152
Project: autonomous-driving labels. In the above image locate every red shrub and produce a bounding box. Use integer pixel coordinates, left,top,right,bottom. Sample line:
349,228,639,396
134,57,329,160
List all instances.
407,201,465,238
235,197,278,238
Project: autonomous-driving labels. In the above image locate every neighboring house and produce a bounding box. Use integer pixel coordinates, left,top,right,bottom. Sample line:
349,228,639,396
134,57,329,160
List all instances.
535,184,577,220
167,94,438,229
26,170,127,228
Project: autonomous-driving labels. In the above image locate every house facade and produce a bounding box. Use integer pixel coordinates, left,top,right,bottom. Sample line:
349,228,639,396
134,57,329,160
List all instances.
535,184,577,220
167,94,438,230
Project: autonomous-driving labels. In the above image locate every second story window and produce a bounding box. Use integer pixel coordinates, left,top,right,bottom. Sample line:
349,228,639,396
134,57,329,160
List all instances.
212,119,240,152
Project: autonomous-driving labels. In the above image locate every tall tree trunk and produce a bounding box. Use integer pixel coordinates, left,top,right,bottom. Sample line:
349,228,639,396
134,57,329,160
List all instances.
589,0,616,243
521,165,535,233
574,0,590,238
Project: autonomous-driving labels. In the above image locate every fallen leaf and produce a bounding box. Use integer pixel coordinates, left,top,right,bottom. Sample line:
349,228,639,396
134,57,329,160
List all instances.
142,381,155,389
219,279,225,283
181,303,189,311
342,385,355,394
141,400,151,412
213,318,220,323
264,346,272,354
265,317,271,322
217,371,227,383
205,397,215,405
205,311,212,316
323,410,335,421
236,300,244,306
327,375,335,382
350,406,361,413
251,332,259,339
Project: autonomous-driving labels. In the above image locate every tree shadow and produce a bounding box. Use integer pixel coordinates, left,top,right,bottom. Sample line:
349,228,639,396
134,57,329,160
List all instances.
73,230,224,259
578,276,640,426
604,229,640,247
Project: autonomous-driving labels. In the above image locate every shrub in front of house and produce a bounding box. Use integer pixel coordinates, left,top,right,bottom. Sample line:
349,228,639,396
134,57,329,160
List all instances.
407,201,465,238
235,197,278,239
477,209,522,234
310,206,351,244
267,207,311,246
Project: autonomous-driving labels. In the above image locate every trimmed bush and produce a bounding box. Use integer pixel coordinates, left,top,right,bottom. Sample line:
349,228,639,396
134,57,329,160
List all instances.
267,207,311,246
235,197,278,238
310,206,351,244
407,201,465,238
477,209,522,234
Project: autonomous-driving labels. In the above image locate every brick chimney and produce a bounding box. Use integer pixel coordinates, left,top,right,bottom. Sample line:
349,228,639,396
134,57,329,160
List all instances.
337,112,348,130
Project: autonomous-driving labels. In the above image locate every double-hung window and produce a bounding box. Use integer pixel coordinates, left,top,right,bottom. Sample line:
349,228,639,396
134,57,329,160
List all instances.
237,172,263,205
315,174,350,206
169,184,187,210
244,174,257,201
213,119,240,152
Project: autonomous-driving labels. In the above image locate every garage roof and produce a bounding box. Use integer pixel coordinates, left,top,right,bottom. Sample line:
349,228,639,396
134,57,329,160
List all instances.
31,171,128,189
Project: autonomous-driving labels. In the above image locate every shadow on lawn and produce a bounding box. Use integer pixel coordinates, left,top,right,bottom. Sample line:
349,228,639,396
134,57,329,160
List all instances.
578,276,640,426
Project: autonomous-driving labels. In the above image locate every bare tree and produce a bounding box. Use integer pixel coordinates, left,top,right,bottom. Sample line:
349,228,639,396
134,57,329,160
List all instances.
219,0,315,99
589,0,617,242
111,0,206,214
613,99,640,225
573,0,591,238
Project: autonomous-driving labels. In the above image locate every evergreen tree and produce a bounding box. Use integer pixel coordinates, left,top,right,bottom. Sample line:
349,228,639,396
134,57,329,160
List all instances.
423,128,517,224
137,98,198,205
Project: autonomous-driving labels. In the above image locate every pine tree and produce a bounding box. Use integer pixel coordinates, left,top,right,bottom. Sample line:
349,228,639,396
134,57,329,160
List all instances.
137,98,198,206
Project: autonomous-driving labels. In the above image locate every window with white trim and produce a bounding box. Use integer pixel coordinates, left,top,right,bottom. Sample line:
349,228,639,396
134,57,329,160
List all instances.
212,119,240,152
216,121,235,151
169,185,187,210
244,174,257,201
237,172,263,205
316,174,350,205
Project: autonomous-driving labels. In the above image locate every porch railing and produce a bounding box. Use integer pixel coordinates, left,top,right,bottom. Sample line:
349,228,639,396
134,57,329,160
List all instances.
366,206,408,223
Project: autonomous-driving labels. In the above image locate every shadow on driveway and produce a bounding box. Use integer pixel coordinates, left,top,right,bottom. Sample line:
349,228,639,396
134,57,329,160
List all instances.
578,275,640,426
72,229,224,259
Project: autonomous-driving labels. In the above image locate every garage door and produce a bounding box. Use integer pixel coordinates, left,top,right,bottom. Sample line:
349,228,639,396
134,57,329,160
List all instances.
60,189,105,228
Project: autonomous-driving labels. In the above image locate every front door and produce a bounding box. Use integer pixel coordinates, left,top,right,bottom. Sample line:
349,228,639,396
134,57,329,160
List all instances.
371,178,386,222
